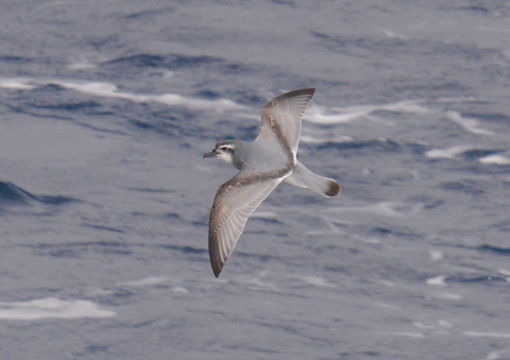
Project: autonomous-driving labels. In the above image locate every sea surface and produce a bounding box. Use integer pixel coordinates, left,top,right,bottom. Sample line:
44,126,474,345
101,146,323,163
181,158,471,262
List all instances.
1,1,510,359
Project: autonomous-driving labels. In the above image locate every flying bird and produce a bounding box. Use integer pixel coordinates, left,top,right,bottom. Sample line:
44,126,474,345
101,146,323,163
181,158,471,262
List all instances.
203,88,341,277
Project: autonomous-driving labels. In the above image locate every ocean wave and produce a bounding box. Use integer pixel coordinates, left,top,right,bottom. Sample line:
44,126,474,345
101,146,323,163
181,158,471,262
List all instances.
328,201,420,218
479,154,510,165
429,250,444,262
499,270,510,282
314,138,400,152
439,180,484,195
157,244,207,255
67,61,98,70
425,145,473,159
304,100,430,125
426,275,447,286
449,275,508,284
0,181,75,206
123,276,172,287
30,241,132,258
464,331,510,339
0,78,37,90
446,111,494,136
478,244,510,256
236,273,276,289
0,297,114,320
425,146,507,163
0,77,246,112
105,53,219,69
300,276,336,288
103,53,252,79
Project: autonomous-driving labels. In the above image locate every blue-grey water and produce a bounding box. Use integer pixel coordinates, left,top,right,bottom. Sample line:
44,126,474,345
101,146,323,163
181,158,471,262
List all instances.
1,1,510,359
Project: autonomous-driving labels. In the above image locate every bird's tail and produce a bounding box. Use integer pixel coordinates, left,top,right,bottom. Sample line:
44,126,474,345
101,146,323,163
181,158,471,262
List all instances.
285,161,341,197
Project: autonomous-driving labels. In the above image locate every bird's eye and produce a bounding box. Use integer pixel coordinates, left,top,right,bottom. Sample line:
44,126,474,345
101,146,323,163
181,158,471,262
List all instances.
220,146,227,151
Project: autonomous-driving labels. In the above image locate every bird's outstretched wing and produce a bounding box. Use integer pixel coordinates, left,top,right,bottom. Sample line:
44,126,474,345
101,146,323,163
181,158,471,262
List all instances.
208,173,283,277
256,88,315,155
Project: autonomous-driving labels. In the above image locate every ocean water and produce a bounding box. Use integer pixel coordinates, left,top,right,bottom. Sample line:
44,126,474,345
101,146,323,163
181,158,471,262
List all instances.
1,1,510,359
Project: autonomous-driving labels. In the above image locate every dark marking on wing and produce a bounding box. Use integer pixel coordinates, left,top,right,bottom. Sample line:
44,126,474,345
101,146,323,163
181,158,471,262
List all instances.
325,180,341,197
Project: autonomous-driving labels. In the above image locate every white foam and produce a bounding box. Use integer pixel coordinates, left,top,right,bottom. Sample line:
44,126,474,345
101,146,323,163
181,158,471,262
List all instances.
464,331,510,339
238,277,275,289
171,287,189,294
67,61,97,70
301,276,336,288
486,349,509,360
305,105,369,124
87,287,115,296
0,297,115,320
377,280,397,288
426,275,447,286
305,100,430,125
53,80,244,111
331,201,412,218
379,28,409,40
413,321,437,330
433,292,463,300
378,100,431,114
429,250,444,262
123,276,171,287
385,331,425,338
413,319,453,331
364,203,400,216
357,237,382,244
425,145,471,159
479,154,510,165
161,70,175,80
498,269,510,282
299,135,324,144
0,77,245,112
446,111,493,136
374,302,399,309
0,78,37,90
437,319,454,328
427,147,510,165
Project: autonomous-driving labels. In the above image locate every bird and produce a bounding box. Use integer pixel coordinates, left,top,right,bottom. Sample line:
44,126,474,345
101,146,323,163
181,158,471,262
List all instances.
203,88,341,277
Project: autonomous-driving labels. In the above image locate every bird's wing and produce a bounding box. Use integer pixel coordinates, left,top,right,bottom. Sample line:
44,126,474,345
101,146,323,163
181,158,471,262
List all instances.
256,88,315,155
208,173,283,277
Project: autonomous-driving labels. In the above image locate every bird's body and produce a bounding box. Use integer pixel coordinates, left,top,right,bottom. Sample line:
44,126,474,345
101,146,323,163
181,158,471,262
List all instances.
204,88,341,277
238,140,290,172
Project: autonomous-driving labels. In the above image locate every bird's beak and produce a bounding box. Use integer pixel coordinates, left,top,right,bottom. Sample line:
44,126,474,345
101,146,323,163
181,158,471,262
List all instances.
203,149,219,158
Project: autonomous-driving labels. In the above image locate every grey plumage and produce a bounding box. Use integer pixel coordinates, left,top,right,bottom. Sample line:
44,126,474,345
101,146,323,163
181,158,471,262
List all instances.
204,88,341,277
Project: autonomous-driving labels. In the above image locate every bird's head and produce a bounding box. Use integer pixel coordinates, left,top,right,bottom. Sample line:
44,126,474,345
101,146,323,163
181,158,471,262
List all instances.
203,140,237,164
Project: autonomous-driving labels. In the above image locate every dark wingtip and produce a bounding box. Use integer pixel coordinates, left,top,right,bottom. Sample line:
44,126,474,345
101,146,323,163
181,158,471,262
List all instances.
212,266,221,278
269,88,315,103
282,88,315,98
325,180,341,197
209,241,223,278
